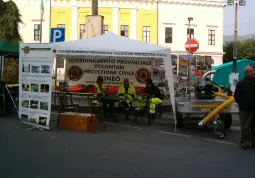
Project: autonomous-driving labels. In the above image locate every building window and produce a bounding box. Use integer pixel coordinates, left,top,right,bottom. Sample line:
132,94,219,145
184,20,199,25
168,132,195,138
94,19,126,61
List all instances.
142,26,150,43
103,25,108,34
57,24,66,28
187,28,194,39
208,30,215,45
80,24,86,39
34,24,40,41
120,25,128,37
165,27,172,43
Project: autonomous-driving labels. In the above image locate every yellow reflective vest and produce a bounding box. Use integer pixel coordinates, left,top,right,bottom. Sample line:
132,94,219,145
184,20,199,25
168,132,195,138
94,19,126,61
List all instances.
117,86,136,103
92,83,106,105
149,98,163,114
117,86,136,96
94,83,106,94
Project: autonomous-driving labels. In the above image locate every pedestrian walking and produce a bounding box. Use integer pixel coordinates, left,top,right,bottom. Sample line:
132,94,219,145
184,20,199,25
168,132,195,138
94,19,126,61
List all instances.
234,66,255,149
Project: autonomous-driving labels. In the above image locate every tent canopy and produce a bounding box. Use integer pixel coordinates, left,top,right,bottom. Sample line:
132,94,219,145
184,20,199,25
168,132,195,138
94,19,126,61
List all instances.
0,40,19,56
54,32,169,56
53,32,177,131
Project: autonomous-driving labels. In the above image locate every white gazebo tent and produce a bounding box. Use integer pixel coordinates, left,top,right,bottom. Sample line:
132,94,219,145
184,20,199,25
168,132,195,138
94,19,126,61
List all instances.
53,32,177,131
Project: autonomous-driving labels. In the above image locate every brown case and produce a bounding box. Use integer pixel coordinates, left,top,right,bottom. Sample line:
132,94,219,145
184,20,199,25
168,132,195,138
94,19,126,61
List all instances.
58,112,96,132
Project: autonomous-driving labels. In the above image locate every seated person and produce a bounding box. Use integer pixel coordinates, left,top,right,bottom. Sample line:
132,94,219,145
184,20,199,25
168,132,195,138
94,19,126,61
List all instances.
92,76,106,121
94,76,106,96
116,78,136,119
93,76,115,120
137,78,163,124
144,78,163,100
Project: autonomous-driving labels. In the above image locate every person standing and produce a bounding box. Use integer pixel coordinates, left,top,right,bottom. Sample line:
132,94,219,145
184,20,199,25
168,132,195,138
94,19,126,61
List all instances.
234,66,255,149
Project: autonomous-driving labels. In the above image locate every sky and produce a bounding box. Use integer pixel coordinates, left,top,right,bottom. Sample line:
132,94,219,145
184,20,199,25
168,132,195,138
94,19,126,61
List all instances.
224,0,255,35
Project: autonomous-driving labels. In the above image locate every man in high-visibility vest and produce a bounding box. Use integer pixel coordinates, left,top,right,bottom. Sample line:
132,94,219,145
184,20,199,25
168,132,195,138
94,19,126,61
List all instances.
92,76,107,122
93,76,116,121
116,78,136,119
138,78,163,126
93,76,106,105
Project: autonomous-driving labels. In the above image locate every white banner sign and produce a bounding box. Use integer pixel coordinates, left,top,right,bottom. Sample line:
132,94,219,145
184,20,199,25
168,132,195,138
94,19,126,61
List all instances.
19,44,54,129
64,56,153,87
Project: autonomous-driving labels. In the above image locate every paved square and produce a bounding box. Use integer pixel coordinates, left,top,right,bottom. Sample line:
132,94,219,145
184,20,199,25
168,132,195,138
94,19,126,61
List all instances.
1,114,255,178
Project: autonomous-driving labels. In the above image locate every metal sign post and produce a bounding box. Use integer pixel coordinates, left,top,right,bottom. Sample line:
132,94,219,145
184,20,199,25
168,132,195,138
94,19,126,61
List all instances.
186,17,199,101
233,0,239,73
227,0,246,73
188,18,192,101
227,0,246,92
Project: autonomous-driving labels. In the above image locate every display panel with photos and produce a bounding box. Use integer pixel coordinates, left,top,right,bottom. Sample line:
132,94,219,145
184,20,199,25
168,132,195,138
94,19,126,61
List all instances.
171,54,178,75
175,54,213,97
19,44,53,130
196,55,212,74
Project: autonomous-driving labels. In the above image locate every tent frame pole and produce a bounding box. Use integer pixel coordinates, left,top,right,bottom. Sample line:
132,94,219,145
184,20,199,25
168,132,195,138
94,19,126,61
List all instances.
0,56,2,80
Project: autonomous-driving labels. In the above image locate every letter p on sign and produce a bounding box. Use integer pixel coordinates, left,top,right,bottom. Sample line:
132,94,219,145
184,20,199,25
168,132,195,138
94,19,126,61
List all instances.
50,28,65,43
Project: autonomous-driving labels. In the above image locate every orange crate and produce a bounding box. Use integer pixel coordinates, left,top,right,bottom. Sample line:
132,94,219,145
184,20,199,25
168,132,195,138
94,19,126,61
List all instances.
58,112,96,132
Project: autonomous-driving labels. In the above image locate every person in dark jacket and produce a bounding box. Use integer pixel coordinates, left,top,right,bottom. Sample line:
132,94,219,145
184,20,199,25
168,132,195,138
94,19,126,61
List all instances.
234,66,255,149
144,78,163,100
140,78,163,125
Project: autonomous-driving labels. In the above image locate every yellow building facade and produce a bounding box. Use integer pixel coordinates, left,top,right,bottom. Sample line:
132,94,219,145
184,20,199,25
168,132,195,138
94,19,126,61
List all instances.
15,0,225,66
50,0,157,43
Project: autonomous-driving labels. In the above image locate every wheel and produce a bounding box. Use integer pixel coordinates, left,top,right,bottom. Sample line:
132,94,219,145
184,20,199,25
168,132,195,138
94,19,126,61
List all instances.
176,111,184,128
215,132,225,139
219,113,232,129
214,128,226,139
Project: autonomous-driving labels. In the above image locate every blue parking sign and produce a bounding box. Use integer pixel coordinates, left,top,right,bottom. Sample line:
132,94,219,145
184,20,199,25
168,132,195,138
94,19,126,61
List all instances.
50,28,65,43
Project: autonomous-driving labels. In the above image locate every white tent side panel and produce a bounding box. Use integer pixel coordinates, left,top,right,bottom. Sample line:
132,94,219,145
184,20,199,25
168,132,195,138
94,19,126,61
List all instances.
164,54,177,130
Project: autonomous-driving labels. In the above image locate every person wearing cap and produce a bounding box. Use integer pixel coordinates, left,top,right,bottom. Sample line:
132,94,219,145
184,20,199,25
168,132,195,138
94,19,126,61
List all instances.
116,78,136,119
234,66,255,149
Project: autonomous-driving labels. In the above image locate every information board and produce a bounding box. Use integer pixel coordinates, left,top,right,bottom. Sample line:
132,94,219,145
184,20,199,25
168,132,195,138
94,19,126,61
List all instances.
19,44,53,129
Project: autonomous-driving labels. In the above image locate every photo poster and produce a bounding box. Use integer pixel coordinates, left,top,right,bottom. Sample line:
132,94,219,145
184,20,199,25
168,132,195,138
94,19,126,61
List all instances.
176,54,197,96
64,56,153,87
19,44,54,129
171,54,178,75
196,55,212,75
170,54,178,91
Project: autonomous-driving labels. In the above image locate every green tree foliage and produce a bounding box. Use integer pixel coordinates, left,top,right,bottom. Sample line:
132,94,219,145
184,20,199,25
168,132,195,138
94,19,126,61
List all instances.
0,0,23,43
223,38,255,63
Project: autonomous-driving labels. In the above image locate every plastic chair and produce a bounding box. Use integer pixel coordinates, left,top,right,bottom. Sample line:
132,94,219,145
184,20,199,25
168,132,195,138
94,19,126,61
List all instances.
57,92,80,113
132,96,162,126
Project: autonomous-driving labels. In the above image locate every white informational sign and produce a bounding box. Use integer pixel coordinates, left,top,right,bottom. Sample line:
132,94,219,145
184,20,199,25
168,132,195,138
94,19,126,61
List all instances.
64,56,153,87
19,44,54,129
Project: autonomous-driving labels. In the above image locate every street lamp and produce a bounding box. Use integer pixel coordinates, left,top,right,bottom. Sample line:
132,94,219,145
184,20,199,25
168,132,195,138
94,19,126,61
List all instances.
227,0,246,73
188,17,193,40
187,17,193,100
227,0,246,92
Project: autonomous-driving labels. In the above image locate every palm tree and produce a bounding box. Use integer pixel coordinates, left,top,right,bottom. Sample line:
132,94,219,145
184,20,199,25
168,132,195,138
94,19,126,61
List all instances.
0,0,23,43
